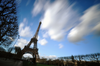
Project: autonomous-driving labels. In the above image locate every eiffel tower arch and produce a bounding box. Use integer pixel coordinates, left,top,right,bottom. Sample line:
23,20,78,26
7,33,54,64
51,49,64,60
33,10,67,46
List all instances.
17,22,41,62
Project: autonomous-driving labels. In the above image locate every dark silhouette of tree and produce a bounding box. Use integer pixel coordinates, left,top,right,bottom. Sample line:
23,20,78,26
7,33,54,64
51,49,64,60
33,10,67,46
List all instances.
8,47,13,53
0,46,6,52
0,0,18,47
15,46,21,53
8,46,21,54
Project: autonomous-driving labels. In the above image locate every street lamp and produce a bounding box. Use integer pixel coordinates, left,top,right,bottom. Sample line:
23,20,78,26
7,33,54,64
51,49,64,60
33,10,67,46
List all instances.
8,35,20,47
13,35,20,47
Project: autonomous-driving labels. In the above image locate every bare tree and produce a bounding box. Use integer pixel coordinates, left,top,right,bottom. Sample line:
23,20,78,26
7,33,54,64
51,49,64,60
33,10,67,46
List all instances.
0,0,18,47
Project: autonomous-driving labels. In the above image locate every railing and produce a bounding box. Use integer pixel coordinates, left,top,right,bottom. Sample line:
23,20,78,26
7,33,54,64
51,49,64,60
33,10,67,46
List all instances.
58,53,100,62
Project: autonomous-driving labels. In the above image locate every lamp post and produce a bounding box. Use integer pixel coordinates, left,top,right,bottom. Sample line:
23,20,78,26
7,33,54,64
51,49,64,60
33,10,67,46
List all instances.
13,35,20,47
7,35,20,52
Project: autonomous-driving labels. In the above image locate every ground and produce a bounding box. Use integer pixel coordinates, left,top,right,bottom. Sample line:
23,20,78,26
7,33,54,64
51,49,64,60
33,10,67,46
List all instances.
23,60,55,66
0,58,55,66
0,58,23,66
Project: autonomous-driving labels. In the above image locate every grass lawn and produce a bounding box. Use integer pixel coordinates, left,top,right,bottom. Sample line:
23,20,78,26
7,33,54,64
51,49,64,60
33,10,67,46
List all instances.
23,61,55,66
23,60,30,66
37,63,55,66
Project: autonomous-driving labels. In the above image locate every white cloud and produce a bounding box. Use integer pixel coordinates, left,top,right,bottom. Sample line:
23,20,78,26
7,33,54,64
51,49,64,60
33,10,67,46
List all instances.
8,36,14,41
40,55,57,60
19,18,33,37
38,36,40,40
32,0,100,43
38,39,48,45
14,45,20,47
49,55,56,58
93,23,100,36
68,4,100,42
59,44,63,49
19,26,32,37
14,38,28,49
39,0,79,41
43,32,48,38
23,53,33,58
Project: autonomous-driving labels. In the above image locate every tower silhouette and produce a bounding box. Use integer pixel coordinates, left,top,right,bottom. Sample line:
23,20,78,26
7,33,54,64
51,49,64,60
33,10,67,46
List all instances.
17,22,41,63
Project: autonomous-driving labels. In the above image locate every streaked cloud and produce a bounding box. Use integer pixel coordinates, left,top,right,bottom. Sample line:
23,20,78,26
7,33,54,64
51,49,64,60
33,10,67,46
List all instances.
93,23,100,36
16,0,22,5
32,0,49,16
19,18,33,37
32,0,100,43
32,0,79,41
68,4,100,42
40,0,79,41
26,0,31,6
38,39,48,45
59,44,63,49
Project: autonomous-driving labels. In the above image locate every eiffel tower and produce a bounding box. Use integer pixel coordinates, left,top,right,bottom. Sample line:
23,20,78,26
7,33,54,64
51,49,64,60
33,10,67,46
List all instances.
17,22,41,63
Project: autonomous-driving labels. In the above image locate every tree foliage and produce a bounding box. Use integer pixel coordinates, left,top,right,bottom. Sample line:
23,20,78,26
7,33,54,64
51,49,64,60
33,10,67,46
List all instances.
0,0,18,47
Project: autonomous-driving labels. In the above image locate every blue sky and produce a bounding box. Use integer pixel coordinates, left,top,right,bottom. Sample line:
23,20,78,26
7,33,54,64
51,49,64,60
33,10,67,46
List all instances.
14,0,100,58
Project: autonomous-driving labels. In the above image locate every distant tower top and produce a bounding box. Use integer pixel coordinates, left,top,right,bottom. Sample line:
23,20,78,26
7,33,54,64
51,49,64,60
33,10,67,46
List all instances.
33,21,42,39
26,22,42,48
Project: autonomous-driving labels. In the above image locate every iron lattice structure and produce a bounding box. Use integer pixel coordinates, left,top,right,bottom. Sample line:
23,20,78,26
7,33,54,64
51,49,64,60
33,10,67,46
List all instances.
17,22,41,62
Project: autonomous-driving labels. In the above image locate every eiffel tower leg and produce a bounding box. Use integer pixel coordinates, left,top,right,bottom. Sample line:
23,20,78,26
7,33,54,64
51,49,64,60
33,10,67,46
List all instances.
32,54,34,63
36,54,40,61
34,54,36,65
32,53,36,65
34,40,37,49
